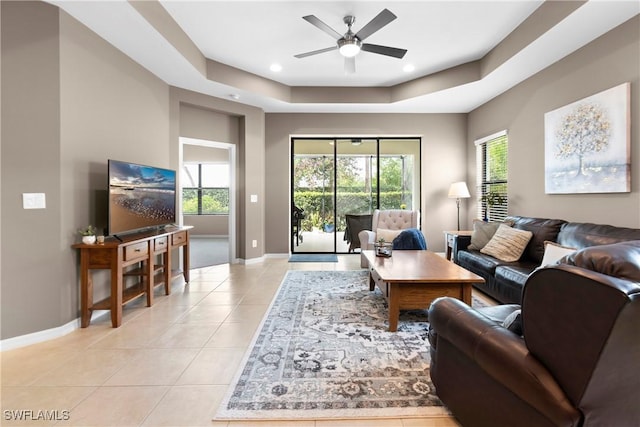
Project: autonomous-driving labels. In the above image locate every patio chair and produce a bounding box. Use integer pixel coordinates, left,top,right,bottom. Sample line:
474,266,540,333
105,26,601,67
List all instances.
344,214,372,252
292,205,305,246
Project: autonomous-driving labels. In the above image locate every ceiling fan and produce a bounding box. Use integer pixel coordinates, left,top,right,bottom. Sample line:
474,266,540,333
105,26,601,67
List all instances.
294,8,407,74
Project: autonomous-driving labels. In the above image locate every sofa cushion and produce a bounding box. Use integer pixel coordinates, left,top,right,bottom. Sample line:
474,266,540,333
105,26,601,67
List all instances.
468,219,515,250
561,240,640,282
540,241,576,267
507,216,567,264
495,264,539,303
457,250,506,275
481,224,533,262
557,222,640,249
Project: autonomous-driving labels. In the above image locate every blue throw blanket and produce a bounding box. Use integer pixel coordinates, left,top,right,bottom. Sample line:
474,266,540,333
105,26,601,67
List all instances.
392,228,427,250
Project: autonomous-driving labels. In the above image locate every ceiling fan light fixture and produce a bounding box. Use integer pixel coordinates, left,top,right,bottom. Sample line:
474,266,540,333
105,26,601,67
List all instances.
338,38,361,57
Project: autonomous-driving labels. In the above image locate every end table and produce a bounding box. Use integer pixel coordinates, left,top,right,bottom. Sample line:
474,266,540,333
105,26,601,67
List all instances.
443,230,472,261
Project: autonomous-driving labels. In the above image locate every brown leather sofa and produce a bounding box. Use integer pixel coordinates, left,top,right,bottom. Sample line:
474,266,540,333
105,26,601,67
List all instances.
428,241,640,427
453,216,640,303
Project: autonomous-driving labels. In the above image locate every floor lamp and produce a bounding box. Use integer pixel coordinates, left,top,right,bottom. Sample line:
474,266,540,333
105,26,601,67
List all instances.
448,182,471,231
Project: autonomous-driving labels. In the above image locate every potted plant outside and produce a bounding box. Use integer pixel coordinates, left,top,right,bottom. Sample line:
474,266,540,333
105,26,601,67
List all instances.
78,225,97,244
480,191,506,221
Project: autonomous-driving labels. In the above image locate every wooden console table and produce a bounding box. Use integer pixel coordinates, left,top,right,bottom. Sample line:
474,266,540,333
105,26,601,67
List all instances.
72,226,192,328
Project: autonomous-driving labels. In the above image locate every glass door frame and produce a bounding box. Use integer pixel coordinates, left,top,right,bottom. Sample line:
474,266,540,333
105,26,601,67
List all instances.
291,136,421,254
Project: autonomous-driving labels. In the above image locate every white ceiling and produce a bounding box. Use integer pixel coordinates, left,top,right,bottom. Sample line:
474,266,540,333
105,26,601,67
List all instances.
50,1,639,113
160,1,541,87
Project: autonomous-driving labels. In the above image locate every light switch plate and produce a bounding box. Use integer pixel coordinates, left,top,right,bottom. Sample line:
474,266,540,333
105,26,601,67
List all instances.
23,193,46,209
250,194,258,203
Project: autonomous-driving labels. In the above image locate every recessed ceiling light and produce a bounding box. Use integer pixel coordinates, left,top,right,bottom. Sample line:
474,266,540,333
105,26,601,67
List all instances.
403,64,415,73
270,63,282,72
229,94,240,100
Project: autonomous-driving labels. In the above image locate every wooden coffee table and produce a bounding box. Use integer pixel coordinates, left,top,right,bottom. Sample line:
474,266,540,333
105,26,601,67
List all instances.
363,250,485,331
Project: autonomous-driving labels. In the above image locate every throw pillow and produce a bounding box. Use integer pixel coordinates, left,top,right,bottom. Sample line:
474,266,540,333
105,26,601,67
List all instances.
376,228,403,243
468,219,502,250
540,241,576,267
481,224,533,262
502,309,523,336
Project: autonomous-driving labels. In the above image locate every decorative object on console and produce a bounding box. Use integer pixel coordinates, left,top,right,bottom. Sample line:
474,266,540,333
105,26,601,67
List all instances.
544,82,631,194
448,182,470,230
78,225,97,244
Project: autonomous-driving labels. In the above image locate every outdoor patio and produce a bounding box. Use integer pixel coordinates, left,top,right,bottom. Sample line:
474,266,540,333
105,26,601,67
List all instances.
292,229,356,253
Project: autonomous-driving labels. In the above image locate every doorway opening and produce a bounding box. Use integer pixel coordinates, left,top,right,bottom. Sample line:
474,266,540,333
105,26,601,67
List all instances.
291,137,421,254
180,137,236,266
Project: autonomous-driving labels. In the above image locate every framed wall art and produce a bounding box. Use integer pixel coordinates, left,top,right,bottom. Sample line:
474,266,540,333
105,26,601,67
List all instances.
544,82,630,194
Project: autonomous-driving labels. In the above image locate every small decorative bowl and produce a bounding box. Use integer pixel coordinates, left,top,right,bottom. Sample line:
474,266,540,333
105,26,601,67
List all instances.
82,235,96,245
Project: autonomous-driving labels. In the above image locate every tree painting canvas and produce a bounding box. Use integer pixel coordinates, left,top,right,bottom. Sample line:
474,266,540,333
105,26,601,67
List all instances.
544,83,630,194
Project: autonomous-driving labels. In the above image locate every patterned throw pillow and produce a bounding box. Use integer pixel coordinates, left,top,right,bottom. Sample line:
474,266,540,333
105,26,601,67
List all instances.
481,224,533,262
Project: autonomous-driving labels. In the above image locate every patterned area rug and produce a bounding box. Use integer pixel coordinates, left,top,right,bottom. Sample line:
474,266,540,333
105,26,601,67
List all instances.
215,270,486,420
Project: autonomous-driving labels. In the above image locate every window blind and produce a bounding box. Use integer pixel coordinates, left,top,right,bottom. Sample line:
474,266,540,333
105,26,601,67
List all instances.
475,131,508,221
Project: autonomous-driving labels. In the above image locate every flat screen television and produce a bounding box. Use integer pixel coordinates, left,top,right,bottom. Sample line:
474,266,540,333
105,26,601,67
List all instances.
108,159,176,236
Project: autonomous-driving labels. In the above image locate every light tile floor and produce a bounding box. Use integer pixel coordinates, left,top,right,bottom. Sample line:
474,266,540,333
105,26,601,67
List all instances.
0,255,481,426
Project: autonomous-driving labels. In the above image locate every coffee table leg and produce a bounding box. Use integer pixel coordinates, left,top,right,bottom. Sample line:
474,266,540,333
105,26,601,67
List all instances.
462,282,472,305
369,272,375,291
388,282,400,332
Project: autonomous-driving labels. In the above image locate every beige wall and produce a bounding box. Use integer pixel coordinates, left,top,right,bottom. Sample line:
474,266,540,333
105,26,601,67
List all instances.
264,114,468,254
1,2,171,340
59,11,171,308
467,16,640,228
1,2,63,338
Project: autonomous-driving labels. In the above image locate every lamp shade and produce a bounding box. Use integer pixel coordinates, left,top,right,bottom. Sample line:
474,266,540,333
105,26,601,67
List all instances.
448,182,471,199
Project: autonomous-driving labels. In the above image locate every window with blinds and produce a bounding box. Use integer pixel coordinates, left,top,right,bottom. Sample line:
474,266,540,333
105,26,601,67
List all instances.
475,131,508,221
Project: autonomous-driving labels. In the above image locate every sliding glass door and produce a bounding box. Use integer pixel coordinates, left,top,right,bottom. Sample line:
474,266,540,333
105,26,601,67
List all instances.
291,137,420,254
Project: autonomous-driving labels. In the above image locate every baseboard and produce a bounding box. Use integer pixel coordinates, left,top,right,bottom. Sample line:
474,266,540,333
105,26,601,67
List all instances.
0,310,111,352
240,255,267,265
265,253,289,259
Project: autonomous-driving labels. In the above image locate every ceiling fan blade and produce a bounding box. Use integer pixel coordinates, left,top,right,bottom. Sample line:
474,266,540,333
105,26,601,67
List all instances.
294,46,338,59
344,57,355,74
355,8,397,41
302,15,343,39
361,43,407,59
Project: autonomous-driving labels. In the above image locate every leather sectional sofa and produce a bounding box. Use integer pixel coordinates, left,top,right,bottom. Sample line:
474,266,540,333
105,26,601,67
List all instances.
452,215,640,303
428,240,640,427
